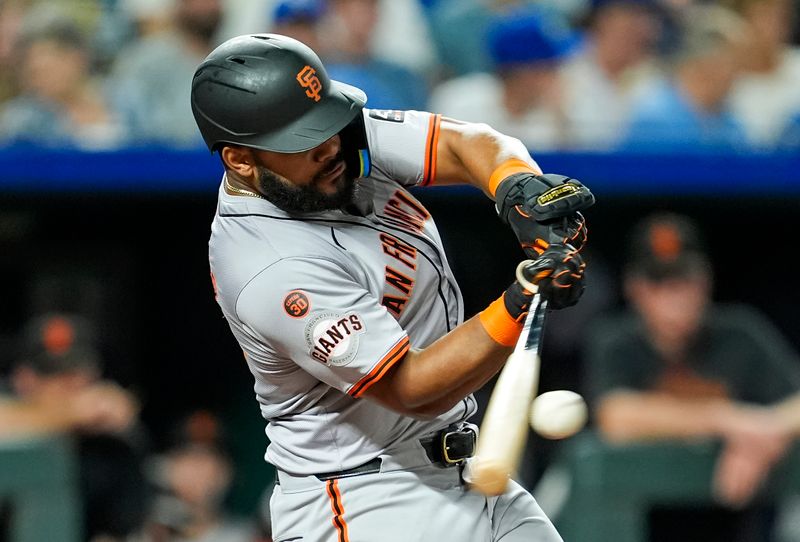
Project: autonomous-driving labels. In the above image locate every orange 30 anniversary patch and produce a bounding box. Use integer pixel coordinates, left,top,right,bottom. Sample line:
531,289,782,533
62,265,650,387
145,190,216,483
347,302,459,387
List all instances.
284,290,310,318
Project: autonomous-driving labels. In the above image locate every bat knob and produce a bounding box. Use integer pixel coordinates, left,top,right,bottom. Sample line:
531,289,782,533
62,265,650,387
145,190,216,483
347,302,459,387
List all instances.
467,459,510,496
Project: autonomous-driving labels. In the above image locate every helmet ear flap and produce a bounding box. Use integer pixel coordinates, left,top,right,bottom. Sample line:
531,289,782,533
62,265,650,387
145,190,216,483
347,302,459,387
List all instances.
339,114,371,179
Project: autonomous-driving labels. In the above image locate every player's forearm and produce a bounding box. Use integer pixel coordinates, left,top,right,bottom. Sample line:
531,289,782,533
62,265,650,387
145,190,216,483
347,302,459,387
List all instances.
366,316,512,417
772,391,800,435
434,118,542,196
596,391,735,442
0,401,73,438
410,360,508,419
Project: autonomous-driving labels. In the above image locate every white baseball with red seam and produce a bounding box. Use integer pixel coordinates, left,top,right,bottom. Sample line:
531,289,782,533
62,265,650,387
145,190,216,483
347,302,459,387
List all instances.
529,390,587,439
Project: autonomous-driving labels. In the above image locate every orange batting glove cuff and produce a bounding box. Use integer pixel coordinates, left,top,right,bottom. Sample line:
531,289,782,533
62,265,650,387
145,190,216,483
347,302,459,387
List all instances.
488,158,540,197
479,294,524,347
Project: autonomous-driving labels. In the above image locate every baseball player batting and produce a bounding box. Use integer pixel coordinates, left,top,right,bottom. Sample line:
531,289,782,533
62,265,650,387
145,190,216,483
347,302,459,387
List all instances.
191,34,594,541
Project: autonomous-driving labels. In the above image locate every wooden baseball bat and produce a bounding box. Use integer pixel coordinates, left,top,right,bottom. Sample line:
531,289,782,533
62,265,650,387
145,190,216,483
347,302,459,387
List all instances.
470,287,548,496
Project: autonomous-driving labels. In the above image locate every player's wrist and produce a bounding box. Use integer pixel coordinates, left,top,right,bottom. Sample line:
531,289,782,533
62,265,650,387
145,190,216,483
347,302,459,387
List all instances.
707,400,741,436
488,159,540,198
479,291,527,347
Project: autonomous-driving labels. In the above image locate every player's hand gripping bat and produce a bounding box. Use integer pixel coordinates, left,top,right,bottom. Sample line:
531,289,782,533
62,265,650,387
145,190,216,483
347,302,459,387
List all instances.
470,280,548,496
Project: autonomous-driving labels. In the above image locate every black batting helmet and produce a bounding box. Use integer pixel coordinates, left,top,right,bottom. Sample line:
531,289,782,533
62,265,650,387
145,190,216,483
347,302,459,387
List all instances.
191,33,367,153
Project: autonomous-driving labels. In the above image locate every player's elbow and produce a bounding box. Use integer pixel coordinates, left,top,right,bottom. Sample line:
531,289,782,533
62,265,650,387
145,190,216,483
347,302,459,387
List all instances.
447,120,526,154
396,398,461,420
364,387,450,419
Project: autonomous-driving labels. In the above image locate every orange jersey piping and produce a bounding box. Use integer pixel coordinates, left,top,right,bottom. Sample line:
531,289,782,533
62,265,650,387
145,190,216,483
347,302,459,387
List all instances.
421,114,442,187
348,336,410,398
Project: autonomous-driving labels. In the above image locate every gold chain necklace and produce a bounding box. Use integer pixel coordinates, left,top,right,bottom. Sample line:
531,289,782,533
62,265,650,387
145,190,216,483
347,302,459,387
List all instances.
224,177,264,199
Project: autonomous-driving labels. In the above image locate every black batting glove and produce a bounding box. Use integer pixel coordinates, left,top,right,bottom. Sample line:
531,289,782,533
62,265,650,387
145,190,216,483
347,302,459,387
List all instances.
495,173,595,258
503,244,586,316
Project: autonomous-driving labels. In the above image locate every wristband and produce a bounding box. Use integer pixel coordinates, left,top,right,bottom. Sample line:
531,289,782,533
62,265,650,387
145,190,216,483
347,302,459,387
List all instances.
479,294,524,347
488,158,539,197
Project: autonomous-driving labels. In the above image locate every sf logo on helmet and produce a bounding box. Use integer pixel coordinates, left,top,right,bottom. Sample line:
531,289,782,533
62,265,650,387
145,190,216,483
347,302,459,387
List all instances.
296,65,322,102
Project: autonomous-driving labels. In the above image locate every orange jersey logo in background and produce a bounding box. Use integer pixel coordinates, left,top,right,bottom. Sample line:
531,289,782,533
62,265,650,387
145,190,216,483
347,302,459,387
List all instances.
296,65,322,102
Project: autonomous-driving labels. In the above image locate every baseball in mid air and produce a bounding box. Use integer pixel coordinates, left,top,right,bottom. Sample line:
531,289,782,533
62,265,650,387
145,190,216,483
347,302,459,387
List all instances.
529,390,588,439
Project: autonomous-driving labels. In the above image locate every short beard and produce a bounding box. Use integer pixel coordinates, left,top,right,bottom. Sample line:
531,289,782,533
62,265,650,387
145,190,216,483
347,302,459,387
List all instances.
257,165,357,214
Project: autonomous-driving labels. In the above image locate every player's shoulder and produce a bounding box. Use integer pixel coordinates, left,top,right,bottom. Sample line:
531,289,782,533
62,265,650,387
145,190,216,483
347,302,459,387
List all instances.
706,303,778,335
362,107,435,131
212,209,342,262
210,218,349,315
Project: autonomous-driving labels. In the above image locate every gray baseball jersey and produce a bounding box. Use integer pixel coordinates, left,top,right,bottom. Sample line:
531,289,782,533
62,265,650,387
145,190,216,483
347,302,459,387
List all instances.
210,109,476,475
209,108,562,542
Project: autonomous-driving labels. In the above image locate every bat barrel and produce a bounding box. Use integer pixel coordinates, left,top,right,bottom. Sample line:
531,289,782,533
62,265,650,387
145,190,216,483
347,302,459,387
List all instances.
470,294,547,497
470,348,541,496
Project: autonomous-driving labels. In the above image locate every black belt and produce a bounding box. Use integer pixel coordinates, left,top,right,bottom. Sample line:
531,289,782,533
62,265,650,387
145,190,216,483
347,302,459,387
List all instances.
419,424,477,466
312,424,477,482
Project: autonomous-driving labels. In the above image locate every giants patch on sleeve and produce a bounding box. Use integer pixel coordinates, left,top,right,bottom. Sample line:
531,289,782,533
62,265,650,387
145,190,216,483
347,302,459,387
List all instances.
369,110,405,123
304,311,366,366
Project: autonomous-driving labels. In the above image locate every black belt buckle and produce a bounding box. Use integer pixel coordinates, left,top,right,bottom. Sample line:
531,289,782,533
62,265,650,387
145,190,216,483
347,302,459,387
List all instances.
441,427,476,466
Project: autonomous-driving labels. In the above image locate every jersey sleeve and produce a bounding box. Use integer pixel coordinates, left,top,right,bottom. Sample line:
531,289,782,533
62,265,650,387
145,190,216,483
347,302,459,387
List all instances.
363,109,442,188
235,256,410,398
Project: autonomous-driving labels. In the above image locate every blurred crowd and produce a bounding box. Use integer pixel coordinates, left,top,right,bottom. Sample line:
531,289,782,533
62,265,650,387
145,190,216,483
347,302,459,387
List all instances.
0,0,799,152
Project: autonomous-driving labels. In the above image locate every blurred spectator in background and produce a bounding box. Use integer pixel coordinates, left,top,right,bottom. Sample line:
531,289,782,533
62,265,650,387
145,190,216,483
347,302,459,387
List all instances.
0,9,147,149
253,483,274,542
111,0,178,48
420,0,523,78
367,0,438,81
0,312,150,541
560,0,665,149
777,109,800,150
110,0,225,148
428,5,578,150
584,212,800,542
421,0,492,77
270,0,326,53
143,411,256,542
725,0,800,150
618,3,749,152
0,0,28,103
318,0,429,109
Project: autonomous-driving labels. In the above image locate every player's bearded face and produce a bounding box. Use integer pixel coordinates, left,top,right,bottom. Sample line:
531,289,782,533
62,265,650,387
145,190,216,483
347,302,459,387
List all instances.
256,152,357,213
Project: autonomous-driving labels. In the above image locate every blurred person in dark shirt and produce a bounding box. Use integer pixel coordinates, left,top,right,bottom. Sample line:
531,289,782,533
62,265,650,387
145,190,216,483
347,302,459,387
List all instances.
584,212,800,542
143,411,256,542
0,312,150,541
